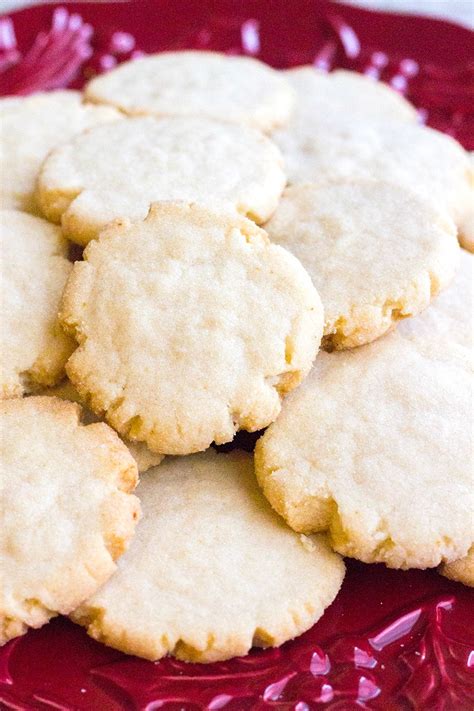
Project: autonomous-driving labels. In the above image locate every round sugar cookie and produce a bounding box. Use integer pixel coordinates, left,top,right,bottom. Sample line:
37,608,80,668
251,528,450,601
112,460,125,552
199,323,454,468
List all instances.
255,331,473,569
398,249,473,351
1,210,75,399
60,202,323,456
440,546,474,587
273,118,474,250
39,380,164,473
0,396,140,645
0,91,120,213
37,115,286,245
71,450,345,662
265,181,459,349
458,152,474,252
85,51,294,132
283,67,418,124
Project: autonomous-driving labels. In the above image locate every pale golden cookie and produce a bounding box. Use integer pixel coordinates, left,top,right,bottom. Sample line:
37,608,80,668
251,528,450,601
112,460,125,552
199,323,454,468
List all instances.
283,66,417,123
60,202,323,455
0,396,140,645
273,117,474,248
1,210,75,399
398,249,473,351
72,450,345,662
39,380,163,473
458,153,474,252
265,181,459,349
0,91,120,213
37,115,286,245
440,546,474,587
85,51,294,132
255,332,473,569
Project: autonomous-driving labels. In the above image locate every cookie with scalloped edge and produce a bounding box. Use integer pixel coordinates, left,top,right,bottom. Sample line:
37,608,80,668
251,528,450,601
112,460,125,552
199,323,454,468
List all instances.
1,210,75,399
283,66,418,124
255,331,473,570
398,249,472,351
0,396,140,645
273,113,474,251
37,115,286,245
458,152,474,252
440,545,474,587
39,380,163,473
85,51,294,132
60,202,323,455
72,450,344,662
0,91,120,213
265,180,459,349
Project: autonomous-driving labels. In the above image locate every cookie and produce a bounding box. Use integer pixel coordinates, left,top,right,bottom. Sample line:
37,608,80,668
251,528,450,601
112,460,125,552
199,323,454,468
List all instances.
255,331,473,569
273,117,474,250
1,210,75,399
85,51,294,132
37,115,286,245
440,546,474,587
398,249,472,351
39,380,164,473
60,202,323,455
283,66,418,124
265,180,459,349
458,152,474,252
71,450,344,662
0,396,140,645
0,91,120,213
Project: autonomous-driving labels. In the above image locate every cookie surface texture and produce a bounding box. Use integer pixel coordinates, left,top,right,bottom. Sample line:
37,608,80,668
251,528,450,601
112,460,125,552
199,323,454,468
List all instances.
255,332,473,570
61,202,323,455
1,210,75,398
458,152,474,252
37,115,286,245
0,396,140,645
273,116,474,248
39,380,164,473
282,67,418,124
72,450,345,662
85,50,294,131
265,181,459,349
398,249,473,351
0,91,120,213
440,545,474,587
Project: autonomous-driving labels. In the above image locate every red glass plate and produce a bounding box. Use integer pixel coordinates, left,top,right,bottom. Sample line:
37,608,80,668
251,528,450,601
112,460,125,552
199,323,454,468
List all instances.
1,2,473,709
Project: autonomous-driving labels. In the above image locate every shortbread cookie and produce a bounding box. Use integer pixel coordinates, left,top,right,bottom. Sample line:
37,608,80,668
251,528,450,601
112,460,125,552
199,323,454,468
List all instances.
60,202,323,455
85,51,294,132
0,396,140,645
72,450,344,662
459,153,474,252
255,332,473,569
1,210,75,399
265,181,459,349
440,546,474,587
0,91,120,213
283,66,417,124
40,380,163,473
398,249,473,351
273,118,474,249
37,115,286,245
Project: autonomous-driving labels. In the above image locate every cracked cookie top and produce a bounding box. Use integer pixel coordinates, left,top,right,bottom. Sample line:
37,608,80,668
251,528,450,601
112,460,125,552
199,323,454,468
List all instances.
0,396,140,645
1,209,76,398
36,115,286,245
72,450,345,663
60,202,323,455
265,180,459,349
255,331,472,569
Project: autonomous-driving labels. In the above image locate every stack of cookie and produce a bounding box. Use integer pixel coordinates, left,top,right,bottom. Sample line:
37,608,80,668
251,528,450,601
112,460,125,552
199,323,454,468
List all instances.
1,50,472,663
